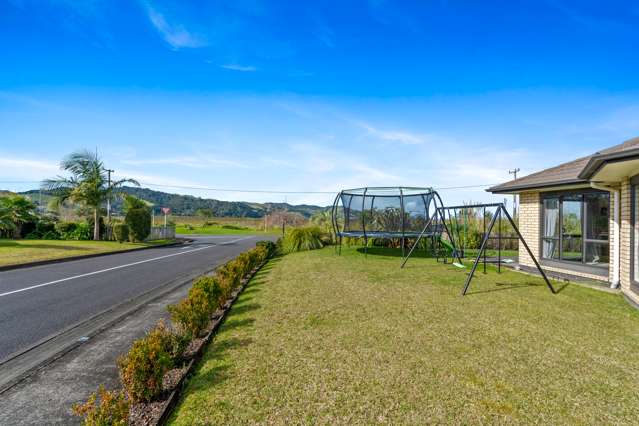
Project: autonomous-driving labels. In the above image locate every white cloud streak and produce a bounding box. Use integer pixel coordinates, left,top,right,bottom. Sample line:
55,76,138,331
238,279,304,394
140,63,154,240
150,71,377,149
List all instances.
143,3,205,49
220,64,257,72
121,156,248,169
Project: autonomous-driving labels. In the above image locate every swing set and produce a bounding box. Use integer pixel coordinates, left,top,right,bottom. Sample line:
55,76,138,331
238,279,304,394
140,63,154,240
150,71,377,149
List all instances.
331,187,556,296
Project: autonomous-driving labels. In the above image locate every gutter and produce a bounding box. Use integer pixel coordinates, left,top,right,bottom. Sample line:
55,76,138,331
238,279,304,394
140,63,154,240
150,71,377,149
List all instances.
590,182,620,289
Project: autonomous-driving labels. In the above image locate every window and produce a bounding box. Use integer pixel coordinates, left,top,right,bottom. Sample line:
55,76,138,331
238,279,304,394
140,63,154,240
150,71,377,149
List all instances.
541,191,609,268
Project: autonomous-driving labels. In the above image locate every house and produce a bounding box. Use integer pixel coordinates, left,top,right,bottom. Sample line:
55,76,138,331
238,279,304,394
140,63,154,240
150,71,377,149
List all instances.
488,137,639,305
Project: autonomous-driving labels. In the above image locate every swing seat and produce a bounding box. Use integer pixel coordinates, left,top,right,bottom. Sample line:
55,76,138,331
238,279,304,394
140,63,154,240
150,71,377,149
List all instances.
452,262,466,268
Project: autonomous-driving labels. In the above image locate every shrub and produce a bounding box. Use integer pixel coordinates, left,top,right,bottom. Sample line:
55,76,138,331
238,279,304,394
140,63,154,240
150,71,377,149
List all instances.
167,287,211,338
65,222,92,240
191,275,224,311
117,323,174,402
72,385,129,426
112,224,129,243
221,224,246,230
216,260,243,291
125,208,151,242
282,226,324,253
56,221,78,234
256,240,277,257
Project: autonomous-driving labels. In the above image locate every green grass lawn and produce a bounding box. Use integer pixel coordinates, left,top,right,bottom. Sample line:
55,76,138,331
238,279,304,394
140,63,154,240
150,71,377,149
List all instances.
170,246,639,425
176,225,279,236
0,239,172,267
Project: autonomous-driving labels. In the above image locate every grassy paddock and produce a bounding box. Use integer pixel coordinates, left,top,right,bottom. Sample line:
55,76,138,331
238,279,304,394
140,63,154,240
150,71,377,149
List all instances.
170,246,639,425
0,239,169,267
173,216,281,235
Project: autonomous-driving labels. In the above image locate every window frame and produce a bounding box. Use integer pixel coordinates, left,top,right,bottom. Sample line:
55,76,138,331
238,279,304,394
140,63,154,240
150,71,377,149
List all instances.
540,189,610,273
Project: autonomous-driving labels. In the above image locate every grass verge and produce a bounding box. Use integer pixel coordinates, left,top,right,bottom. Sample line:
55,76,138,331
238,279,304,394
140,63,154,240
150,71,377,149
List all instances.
170,246,639,425
0,239,175,267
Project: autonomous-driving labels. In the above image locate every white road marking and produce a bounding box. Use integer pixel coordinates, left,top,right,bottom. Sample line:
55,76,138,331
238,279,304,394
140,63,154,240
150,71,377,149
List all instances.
0,237,252,298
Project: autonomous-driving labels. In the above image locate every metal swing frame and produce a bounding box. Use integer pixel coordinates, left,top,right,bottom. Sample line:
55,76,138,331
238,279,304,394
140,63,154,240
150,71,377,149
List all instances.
402,202,556,296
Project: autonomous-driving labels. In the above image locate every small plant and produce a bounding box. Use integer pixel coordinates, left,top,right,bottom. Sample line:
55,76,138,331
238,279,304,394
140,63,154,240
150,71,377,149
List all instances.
117,323,174,402
167,287,211,338
282,226,324,253
112,223,129,243
72,385,129,426
191,275,224,311
256,240,277,257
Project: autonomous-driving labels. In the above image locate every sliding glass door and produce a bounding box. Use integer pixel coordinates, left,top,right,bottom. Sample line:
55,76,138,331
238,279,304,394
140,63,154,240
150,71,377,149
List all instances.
561,196,583,262
541,191,609,268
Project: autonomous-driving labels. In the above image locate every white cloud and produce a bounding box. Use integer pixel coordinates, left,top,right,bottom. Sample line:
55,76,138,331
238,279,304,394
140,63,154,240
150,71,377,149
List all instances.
0,156,60,181
144,4,205,49
120,156,248,169
220,64,257,72
355,121,435,145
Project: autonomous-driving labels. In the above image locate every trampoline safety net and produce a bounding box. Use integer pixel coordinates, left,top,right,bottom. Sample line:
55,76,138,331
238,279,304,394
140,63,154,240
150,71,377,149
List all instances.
332,187,439,239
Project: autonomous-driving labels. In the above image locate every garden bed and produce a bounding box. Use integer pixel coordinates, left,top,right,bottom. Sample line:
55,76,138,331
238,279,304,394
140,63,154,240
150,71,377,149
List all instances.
127,265,263,426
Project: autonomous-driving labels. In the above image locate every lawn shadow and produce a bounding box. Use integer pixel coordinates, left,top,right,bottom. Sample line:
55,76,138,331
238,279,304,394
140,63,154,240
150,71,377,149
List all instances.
227,302,261,317
465,281,542,295
221,317,256,331
355,247,434,259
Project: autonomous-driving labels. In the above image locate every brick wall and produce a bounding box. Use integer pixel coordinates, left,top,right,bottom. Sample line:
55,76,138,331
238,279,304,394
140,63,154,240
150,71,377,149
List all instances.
518,191,540,268
620,179,632,292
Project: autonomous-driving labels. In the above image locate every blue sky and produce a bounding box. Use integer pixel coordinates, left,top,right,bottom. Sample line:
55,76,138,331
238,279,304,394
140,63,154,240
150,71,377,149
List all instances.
1,0,639,206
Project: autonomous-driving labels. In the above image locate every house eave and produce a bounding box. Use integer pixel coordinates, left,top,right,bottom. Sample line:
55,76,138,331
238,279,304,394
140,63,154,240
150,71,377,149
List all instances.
579,148,639,180
487,179,589,194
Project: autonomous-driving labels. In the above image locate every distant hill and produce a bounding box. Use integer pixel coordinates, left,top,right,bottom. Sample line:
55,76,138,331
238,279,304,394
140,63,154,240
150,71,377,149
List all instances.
17,186,326,218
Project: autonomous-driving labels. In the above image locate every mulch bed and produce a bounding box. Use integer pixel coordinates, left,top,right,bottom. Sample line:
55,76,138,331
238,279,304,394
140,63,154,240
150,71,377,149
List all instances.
126,264,264,425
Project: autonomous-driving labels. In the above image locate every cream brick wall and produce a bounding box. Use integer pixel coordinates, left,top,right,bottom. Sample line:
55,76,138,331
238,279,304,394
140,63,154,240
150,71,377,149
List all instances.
620,178,632,292
518,191,540,268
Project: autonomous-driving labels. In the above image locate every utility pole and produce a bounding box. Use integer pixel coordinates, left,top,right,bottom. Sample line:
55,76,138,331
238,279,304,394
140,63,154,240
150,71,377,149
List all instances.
105,169,115,223
509,168,520,217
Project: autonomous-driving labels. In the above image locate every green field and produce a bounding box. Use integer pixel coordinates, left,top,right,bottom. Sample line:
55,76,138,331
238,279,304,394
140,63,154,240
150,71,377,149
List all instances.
173,216,283,235
170,246,639,425
0,239,173,267
175,225,280,235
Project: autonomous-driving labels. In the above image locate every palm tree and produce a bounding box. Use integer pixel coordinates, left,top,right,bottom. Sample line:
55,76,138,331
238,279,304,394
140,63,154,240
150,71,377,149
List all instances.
43,150,138,240
0,195,37,238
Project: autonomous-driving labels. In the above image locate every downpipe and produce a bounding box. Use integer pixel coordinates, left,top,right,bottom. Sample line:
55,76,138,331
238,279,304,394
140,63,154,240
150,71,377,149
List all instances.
591,183,620,289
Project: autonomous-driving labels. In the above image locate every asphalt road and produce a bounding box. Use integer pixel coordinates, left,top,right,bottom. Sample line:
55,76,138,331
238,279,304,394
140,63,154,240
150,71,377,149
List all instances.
0,235,265,362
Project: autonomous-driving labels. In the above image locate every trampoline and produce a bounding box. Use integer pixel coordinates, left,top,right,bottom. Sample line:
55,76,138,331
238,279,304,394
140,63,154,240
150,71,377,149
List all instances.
331,187,449,255
330,186,556,296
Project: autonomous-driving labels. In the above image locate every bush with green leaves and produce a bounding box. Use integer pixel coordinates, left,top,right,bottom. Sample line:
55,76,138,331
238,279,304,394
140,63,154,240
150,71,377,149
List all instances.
256,240,277,257
72,385,129,426
117,323,174,402
282,226,324,253
112,223,129,243
191,275,224,311
125,208,151,242
167,287,211,338
66,222,92,240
